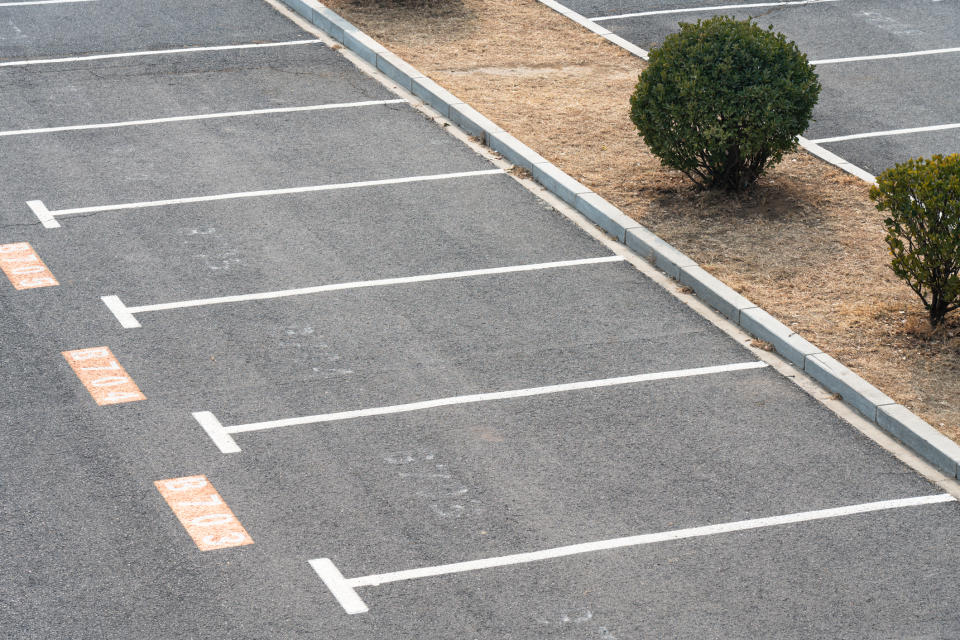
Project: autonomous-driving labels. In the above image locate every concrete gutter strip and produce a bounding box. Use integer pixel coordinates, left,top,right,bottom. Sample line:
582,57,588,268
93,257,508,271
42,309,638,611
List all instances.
280,0,960,479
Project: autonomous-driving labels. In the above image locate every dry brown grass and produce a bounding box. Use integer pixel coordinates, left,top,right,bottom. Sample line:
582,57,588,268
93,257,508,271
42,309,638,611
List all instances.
324,0,960,441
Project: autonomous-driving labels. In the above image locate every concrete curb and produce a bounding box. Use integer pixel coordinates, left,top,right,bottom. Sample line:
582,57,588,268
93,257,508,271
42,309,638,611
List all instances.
534,0,650,59
279,0,960,480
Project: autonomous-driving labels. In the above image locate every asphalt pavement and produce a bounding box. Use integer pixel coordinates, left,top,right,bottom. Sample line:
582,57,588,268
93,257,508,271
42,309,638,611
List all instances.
3,0,960,637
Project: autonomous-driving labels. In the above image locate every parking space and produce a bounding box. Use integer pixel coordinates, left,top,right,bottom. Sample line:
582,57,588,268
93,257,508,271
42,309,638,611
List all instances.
551,0,960,176
0,0,307,59
0,45,396,130
3,0,960,636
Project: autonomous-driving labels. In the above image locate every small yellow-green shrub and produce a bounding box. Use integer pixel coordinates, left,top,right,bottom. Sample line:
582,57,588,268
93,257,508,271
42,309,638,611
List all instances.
871,154,960,328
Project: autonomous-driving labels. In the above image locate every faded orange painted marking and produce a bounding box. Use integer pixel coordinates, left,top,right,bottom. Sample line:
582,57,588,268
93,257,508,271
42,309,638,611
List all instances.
155,475,254,551
0,242,58,289
62,346,146,405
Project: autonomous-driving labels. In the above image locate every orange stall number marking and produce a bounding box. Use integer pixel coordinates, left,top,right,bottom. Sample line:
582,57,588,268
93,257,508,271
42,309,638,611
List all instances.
155,475,254,551
0,242,58,289
62,346,146,405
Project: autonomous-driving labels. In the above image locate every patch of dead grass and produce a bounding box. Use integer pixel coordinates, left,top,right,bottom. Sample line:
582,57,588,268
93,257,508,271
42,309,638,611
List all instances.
324,0,960,441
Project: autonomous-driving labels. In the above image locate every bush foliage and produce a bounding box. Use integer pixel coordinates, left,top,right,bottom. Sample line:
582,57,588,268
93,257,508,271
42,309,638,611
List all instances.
870,154,960,328
630,16,821,191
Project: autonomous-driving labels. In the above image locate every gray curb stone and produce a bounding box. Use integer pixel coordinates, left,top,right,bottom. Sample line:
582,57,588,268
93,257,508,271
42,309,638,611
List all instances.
534,0,650,59
624,226,697,279
488,131,548,170
804,352,895,422
280,0,960,480
575,193,635,242
448,103,503,142
679,265,757,323
878,405,960,478
739,307,822,369
410,76,462,119
534,163,592,206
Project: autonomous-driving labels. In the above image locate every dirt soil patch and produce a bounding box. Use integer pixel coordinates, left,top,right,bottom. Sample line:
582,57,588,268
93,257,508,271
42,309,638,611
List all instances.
321,0,960,441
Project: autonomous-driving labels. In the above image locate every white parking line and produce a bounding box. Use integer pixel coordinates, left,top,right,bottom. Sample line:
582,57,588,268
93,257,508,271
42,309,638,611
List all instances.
809,122,960,144
591,0,840,21
812,47,960,65
0,0,93,6
0,100,406,137
0,39,321,68
312,493,955,614
193,361,768,453
27,169,505,228
101,256,626,328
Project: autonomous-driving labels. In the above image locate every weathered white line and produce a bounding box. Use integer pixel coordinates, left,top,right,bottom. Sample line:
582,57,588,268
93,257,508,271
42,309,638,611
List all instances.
316,493,954,613
28,169,504,227
193,412,241,455
0,0,94,6
26,200,57,229
0,39,321,67
310,559,370,615
591,0,840,21
103,256,624,328
101,295,140,328
812,47,960,65
197,362,768,452
809,122,960,144
0,99,405,137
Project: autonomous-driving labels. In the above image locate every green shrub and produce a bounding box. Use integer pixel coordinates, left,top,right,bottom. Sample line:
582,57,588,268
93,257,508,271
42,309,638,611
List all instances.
870,154,960,328
629,16,821,191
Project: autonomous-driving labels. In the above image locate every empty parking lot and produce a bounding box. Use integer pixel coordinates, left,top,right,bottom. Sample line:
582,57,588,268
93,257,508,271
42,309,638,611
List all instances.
3,0,960,637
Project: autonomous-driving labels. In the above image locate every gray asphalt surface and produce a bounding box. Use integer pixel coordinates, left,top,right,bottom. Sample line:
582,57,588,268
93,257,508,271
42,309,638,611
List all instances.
558,0,960,175
3,0,960,637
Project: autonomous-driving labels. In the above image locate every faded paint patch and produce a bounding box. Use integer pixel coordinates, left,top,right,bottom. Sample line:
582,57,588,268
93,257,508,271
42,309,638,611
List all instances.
0,242,58,289
155,475,253,551
62,346,146,405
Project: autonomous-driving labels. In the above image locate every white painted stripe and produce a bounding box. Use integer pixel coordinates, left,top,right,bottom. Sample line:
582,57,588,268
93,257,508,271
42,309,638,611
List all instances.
218,362,768,435
193,411,241,454
341,494,954,594
310,559,369,614
809,122,960,144
0,0,94,6
0,100,406,137
101,295,141,329
116,256,624,319
0,39,321,68
34,169,504,221
812,47,960,65
591,0,840,21
26,200,58,229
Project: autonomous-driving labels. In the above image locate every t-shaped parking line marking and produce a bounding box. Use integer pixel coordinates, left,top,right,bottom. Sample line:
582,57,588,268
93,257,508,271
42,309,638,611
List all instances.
27,169,504,229
101,256,625,328
193,361,769,453
310,493,955,614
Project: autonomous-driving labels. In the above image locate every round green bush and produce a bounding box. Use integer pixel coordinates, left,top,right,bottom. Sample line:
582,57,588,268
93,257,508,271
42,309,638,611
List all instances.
870,154,960,328
630,16,821,191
